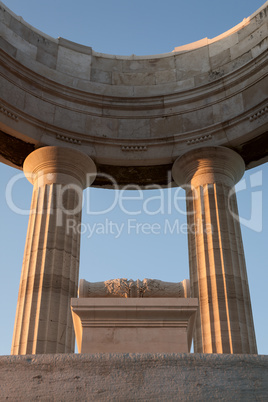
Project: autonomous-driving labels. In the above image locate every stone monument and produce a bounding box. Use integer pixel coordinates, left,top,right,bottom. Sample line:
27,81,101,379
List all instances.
0,0,268,399
71,278,198,353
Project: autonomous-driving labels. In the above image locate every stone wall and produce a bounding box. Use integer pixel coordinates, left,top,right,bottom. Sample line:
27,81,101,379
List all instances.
0,353,267,401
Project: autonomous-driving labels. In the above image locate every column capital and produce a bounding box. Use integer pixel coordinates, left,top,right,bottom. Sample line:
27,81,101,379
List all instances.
172,146,245,188
23,146,96,188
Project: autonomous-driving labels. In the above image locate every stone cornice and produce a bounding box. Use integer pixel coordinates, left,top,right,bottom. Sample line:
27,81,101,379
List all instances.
0,1,268,184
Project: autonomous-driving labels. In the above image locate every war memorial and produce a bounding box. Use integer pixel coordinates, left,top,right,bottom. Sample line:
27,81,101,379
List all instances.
0,1,267,399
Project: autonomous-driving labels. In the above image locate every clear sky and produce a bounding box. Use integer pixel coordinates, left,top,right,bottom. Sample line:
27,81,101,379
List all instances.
0,0,267,355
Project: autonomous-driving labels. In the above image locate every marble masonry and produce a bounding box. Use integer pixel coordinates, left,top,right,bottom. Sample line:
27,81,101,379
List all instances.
11,146,96,354
72,278,197,353
172,146,257,354
78,278,190,298
0,0,268,399
0,0,266,356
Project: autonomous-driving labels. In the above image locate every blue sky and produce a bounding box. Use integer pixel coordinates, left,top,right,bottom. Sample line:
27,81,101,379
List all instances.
0,0,267,355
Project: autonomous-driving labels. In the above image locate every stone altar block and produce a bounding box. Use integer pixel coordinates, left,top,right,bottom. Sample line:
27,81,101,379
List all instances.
71,298,198,353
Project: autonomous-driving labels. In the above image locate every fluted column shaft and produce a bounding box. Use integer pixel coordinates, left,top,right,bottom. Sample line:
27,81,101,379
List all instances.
172,146,257,354
11,146,96,355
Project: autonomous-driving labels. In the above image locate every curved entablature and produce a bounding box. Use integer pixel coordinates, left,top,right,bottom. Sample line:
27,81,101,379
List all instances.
0,1,267,187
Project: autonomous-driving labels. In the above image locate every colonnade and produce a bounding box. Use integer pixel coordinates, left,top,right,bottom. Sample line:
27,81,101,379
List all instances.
11,145,257,355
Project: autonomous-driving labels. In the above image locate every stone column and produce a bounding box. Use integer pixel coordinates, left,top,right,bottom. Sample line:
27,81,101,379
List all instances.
11,146,96,355
172,146,257,354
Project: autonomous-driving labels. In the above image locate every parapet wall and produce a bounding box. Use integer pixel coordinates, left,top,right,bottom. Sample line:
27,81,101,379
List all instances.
0,2,266,94
0,353,267,401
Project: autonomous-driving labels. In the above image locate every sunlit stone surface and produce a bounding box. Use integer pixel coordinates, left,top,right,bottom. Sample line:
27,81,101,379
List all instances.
0,1,267,186
0,354,267,400
172,146,257,354
11,146,96,354
72,278,196,353
0,0,266,361
0,0,267,398
78,278,190,298
71,298,198,354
